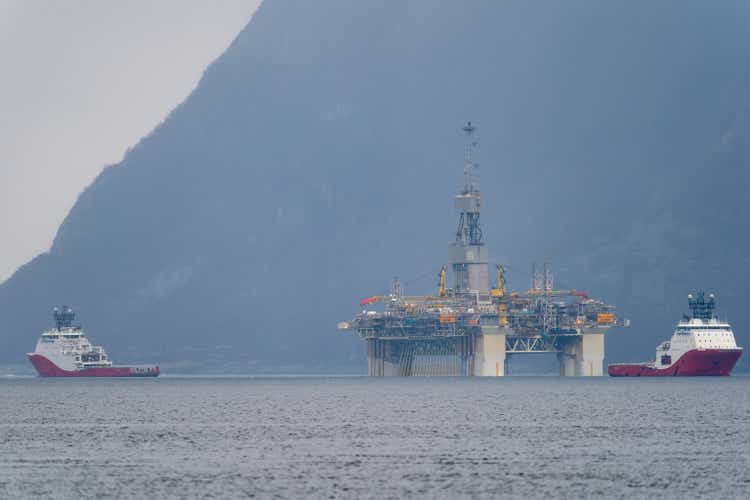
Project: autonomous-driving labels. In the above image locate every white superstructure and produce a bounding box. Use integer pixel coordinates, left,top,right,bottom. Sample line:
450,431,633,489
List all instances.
33,328,112,371
654,316,739,369
30,306,112,371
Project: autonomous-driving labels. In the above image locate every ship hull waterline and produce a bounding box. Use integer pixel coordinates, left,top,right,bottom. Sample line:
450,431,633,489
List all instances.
608,348,742,377
27,354,160,378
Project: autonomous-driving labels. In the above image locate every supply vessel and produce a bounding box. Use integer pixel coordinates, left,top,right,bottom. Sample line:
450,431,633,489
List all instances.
608,292,742,376
26,306,160,377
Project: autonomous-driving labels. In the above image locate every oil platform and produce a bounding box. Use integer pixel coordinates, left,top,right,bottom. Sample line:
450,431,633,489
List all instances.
339,122,627,376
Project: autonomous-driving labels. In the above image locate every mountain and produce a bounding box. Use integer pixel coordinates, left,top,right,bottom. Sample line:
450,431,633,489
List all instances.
2,0,750,372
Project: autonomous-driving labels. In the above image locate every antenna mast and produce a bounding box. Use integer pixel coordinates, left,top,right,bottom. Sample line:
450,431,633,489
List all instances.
461,121,478,194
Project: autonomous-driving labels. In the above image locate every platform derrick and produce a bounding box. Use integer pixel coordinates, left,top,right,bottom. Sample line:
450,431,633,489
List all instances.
339,123,627,376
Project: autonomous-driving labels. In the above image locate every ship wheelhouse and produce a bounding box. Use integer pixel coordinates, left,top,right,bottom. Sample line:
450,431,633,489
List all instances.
34,306,114,369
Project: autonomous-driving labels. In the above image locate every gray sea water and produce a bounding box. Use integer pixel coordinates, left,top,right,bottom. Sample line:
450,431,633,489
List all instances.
1,376,749,499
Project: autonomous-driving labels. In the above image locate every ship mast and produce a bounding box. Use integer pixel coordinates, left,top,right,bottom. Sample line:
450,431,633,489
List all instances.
53,306,75,330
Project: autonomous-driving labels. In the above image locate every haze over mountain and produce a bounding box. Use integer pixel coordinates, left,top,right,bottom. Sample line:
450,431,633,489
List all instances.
2,0,749,372
0,1,261,282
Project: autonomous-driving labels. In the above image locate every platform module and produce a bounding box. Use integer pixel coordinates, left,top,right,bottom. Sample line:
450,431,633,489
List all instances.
339,123,627,376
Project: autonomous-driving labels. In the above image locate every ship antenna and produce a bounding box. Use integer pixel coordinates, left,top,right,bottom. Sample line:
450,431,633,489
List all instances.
53,305,75,330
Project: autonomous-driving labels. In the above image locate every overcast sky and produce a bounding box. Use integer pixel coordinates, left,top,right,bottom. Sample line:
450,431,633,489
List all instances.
0,1,262,282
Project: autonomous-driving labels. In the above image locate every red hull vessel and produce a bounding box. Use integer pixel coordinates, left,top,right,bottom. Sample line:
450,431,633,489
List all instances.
608,348,742,377
608,292,742,377
27,354,159,378
27,306,160,378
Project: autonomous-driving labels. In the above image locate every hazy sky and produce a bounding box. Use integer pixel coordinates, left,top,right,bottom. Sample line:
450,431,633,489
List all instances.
0,0,262,282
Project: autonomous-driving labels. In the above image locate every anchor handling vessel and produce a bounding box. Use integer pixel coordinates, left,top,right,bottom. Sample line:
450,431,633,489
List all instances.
26,306,159,377
608,292,742,376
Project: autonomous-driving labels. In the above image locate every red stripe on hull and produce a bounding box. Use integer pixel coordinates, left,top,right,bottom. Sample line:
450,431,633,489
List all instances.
27,354,159,377
608,349,742,377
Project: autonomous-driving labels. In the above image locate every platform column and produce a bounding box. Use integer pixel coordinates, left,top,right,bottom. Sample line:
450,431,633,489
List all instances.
458,335,474,376
579,333,604,376
558,340,579,376
377,339,385,376
367,339,374,376
383,341,401,376
558,334,604,376
367,338,386,376
474,326,506,376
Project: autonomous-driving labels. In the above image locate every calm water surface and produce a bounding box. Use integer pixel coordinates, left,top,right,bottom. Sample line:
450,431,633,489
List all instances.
1,376,749,499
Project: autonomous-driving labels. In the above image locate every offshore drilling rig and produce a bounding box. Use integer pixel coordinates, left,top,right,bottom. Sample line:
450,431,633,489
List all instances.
338,122,627,376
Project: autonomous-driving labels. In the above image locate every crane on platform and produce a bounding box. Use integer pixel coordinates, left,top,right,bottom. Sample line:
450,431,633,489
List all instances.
438,266,448,297
492,264,509,326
